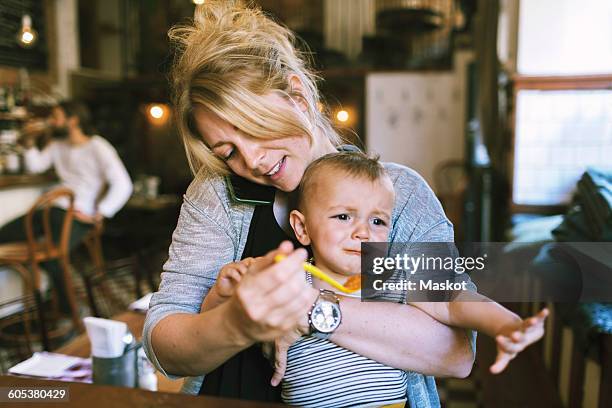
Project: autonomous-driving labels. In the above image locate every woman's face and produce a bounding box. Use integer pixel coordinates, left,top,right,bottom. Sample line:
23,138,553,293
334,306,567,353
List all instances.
193,93,317,192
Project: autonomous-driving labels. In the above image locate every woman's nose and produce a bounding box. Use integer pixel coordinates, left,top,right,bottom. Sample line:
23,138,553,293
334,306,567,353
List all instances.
240,142,266,171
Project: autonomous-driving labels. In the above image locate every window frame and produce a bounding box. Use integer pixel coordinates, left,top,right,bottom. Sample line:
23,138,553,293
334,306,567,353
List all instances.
509,74,612,214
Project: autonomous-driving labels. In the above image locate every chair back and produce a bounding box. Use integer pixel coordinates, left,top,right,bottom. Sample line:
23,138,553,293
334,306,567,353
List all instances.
24,187,75,259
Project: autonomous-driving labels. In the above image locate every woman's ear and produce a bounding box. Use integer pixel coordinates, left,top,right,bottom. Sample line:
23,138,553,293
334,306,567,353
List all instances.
289,209,311,245
288,74,308,113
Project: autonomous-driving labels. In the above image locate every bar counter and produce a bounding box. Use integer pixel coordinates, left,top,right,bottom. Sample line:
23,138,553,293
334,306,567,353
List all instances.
0,173,58,306
0,173,57,190
0,173,57,228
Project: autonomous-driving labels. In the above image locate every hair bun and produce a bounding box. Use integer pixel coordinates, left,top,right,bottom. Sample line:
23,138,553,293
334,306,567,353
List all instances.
193,0,259,32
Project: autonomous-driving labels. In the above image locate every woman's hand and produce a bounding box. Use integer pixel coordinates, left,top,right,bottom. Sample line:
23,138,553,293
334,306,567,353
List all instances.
227,241,319,343
490,308,549,374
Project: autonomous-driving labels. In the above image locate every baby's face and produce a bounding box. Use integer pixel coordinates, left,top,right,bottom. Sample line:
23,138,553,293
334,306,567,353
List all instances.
302,174,395,276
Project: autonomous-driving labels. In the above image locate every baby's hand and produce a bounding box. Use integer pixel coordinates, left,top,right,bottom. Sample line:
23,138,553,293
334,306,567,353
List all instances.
214,257,257,298
490,308,549,374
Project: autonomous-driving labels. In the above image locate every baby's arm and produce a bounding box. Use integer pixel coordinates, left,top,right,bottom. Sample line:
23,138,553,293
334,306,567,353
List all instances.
200,257,256,312
411,293,548,373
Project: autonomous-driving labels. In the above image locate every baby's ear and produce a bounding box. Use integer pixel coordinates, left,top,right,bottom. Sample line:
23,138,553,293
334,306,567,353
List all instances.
289,210,311,245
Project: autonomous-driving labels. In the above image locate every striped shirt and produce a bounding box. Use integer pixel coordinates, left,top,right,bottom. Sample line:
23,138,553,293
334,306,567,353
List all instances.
282,336,408,407
282,290,408,408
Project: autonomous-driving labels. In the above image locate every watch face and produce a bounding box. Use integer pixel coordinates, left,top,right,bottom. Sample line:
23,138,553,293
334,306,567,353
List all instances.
311,301,341,333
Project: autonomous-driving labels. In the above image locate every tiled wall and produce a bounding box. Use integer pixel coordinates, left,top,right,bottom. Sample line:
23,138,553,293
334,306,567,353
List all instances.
366,51,472,189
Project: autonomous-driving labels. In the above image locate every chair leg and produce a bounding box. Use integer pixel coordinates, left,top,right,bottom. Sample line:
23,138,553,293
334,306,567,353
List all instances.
13,262,50,351
28,262,50,350
84,233,105,276
59,256,84,333
83,274,101,317
33,289,50,351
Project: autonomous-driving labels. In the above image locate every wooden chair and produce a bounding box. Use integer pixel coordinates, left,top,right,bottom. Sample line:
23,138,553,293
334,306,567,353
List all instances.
82,219,105,276
0,187,83,350
0,293,44,373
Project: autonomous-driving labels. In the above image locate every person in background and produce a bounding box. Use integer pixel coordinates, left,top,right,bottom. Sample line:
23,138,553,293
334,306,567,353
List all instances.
0,100,133,313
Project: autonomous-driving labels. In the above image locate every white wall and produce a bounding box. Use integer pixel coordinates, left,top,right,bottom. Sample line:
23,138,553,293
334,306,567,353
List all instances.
366,51,472,189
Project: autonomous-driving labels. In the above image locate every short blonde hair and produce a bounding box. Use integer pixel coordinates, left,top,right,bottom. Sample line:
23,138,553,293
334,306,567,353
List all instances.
297,152,391,211
168,0,341,177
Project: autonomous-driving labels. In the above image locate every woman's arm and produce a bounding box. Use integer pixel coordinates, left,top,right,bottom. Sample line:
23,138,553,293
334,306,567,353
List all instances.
328,298,474,378
152,301,252,376
152,245,316,376
144,189,316,378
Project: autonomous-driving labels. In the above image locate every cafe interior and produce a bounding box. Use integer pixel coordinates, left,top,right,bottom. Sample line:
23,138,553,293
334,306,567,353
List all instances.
0,0,610,407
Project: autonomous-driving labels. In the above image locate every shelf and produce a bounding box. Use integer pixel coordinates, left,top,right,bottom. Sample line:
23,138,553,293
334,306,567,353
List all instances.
0,111,31,121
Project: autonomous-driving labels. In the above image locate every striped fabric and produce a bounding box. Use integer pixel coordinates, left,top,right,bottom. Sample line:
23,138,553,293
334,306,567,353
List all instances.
282,335,408,408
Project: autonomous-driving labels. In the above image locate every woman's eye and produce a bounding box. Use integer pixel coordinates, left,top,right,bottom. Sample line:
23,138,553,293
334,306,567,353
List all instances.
333,214,350,221
222,150,235,161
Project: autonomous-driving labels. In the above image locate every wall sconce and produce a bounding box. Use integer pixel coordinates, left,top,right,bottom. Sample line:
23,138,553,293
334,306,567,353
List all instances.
146,103,170,125
334,108,356,126
17,15,38,48
336,110,349,123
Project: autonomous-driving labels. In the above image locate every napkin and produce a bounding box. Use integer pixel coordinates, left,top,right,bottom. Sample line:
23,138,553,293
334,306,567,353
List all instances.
8,352,88,378
83,317,129,358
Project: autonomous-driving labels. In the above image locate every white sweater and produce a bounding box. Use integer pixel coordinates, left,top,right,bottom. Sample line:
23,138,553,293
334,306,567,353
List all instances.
24,136,133,217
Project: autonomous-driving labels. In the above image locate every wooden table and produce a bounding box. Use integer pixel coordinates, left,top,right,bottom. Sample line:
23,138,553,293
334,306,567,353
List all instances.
54,311,184,393
0,375,282,407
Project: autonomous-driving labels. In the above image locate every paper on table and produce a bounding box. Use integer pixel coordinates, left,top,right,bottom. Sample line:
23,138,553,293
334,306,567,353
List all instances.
83,317,128,358
9,352,88,378
128,292,153,312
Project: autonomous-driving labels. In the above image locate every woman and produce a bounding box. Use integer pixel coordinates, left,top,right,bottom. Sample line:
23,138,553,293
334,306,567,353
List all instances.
143,1,474,407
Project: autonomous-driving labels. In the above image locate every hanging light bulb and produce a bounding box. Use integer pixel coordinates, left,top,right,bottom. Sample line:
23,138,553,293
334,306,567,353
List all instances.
17,15,38,48
149,104,165,119
336,110,349,123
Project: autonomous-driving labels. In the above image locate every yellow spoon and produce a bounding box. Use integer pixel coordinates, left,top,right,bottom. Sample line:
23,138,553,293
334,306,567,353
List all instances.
274,254,360,294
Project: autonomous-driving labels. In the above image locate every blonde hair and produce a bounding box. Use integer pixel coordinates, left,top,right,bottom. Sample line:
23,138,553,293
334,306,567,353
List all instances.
168,0,341,177
297,152,390,211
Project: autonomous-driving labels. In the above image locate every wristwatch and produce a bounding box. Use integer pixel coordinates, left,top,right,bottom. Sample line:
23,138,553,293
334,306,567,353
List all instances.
308,289,342,340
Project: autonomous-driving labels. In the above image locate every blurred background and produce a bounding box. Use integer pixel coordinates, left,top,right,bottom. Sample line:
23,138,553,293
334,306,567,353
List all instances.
0,1,611,407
